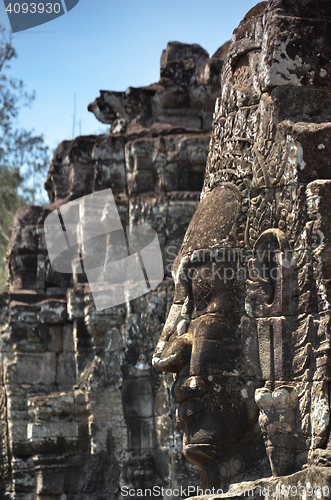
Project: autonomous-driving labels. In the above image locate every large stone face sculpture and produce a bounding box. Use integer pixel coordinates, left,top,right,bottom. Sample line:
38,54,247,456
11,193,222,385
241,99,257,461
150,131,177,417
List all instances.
153,0,331,494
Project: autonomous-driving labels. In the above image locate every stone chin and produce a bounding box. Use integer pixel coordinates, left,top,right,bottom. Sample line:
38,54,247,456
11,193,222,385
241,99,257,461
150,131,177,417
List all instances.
179,391,260,466
156,365,259,468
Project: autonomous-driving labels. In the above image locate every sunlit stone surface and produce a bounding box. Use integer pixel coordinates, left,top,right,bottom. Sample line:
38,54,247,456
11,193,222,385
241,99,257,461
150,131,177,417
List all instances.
153,1,331,497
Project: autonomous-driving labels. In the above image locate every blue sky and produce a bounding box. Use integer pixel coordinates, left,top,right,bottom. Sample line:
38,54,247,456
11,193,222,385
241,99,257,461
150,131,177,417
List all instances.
0,0,259,152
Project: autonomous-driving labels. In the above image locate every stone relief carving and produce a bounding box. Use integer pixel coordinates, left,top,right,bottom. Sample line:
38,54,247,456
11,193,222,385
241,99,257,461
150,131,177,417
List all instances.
153,0,331,496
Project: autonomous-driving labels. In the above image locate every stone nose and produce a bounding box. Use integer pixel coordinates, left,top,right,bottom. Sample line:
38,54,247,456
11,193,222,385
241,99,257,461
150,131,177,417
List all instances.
152,299,193,373
152,328,193,373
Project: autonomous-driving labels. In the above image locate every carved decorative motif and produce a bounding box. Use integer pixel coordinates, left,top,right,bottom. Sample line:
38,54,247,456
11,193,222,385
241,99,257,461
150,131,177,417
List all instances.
153,0,331,494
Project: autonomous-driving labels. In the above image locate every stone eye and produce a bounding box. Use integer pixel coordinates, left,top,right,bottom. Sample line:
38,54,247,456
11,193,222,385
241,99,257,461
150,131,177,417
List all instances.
192,274,212,311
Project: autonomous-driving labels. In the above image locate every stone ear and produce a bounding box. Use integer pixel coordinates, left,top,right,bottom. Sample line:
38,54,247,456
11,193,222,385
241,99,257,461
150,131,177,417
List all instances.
245,229,296,383
246,228,295,318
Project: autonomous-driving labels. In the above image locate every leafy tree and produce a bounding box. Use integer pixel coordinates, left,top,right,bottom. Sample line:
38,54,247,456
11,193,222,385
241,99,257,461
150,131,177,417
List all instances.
0,24,50,288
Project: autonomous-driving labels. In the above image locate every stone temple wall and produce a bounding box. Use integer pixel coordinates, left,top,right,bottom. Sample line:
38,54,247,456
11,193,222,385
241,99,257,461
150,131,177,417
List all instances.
0,41,228,499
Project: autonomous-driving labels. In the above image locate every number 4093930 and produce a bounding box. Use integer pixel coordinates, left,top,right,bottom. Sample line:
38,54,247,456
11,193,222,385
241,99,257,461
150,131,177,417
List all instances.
6,3,61,14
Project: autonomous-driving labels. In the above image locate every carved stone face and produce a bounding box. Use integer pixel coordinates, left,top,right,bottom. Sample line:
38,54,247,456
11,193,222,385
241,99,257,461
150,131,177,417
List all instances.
155,0,331,485
153,185,262,467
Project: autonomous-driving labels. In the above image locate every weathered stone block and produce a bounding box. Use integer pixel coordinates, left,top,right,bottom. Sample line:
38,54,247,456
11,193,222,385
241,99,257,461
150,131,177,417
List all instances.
28,422,78,440
122,378,154,418
163,242,181,277
178,164,205,191
129,196,168,236
157,111,202,129
156,86,190,109
160,41,209,85
92,134,125,161
68,163,94,198
45,141,72,201
6,384,57,412
36,470,64,496
274,121,331,186
306,180,331,279
260,16,331,90
10,270,37,291
11,457,36,493
56,353,76,387
67,135,97,164
5,353,57,385
20,227,40,252
167,200,199,240
269,0,331,20
28,392,75,421
269,86,331,123
93,160,126,192
127,170,155,194
62,324,74,352
187,465,331,500
163,163,179,191
166,135,209,164
10,253,38,275
36,495,66,500
129,284,167,316
67,289,86,320
47,326,63,353
8,418,30,444
38,300,67,324
125,138,158,171
87,387,123,415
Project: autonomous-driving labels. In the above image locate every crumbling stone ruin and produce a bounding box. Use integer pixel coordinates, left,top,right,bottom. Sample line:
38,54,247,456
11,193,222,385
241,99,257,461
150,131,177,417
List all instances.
153,1,331,498
0,41,228,499
2,0,331,498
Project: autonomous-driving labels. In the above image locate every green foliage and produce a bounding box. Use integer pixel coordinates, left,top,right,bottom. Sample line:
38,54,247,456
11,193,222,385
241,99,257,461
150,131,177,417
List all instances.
0,24,50,289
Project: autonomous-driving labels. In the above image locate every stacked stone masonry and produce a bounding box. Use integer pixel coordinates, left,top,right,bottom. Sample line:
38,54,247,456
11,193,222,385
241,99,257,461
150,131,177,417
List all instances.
0,41,228,499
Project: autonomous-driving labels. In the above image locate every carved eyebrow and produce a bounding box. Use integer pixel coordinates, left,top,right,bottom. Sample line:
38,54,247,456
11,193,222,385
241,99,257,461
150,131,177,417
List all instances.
189,247,243,265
